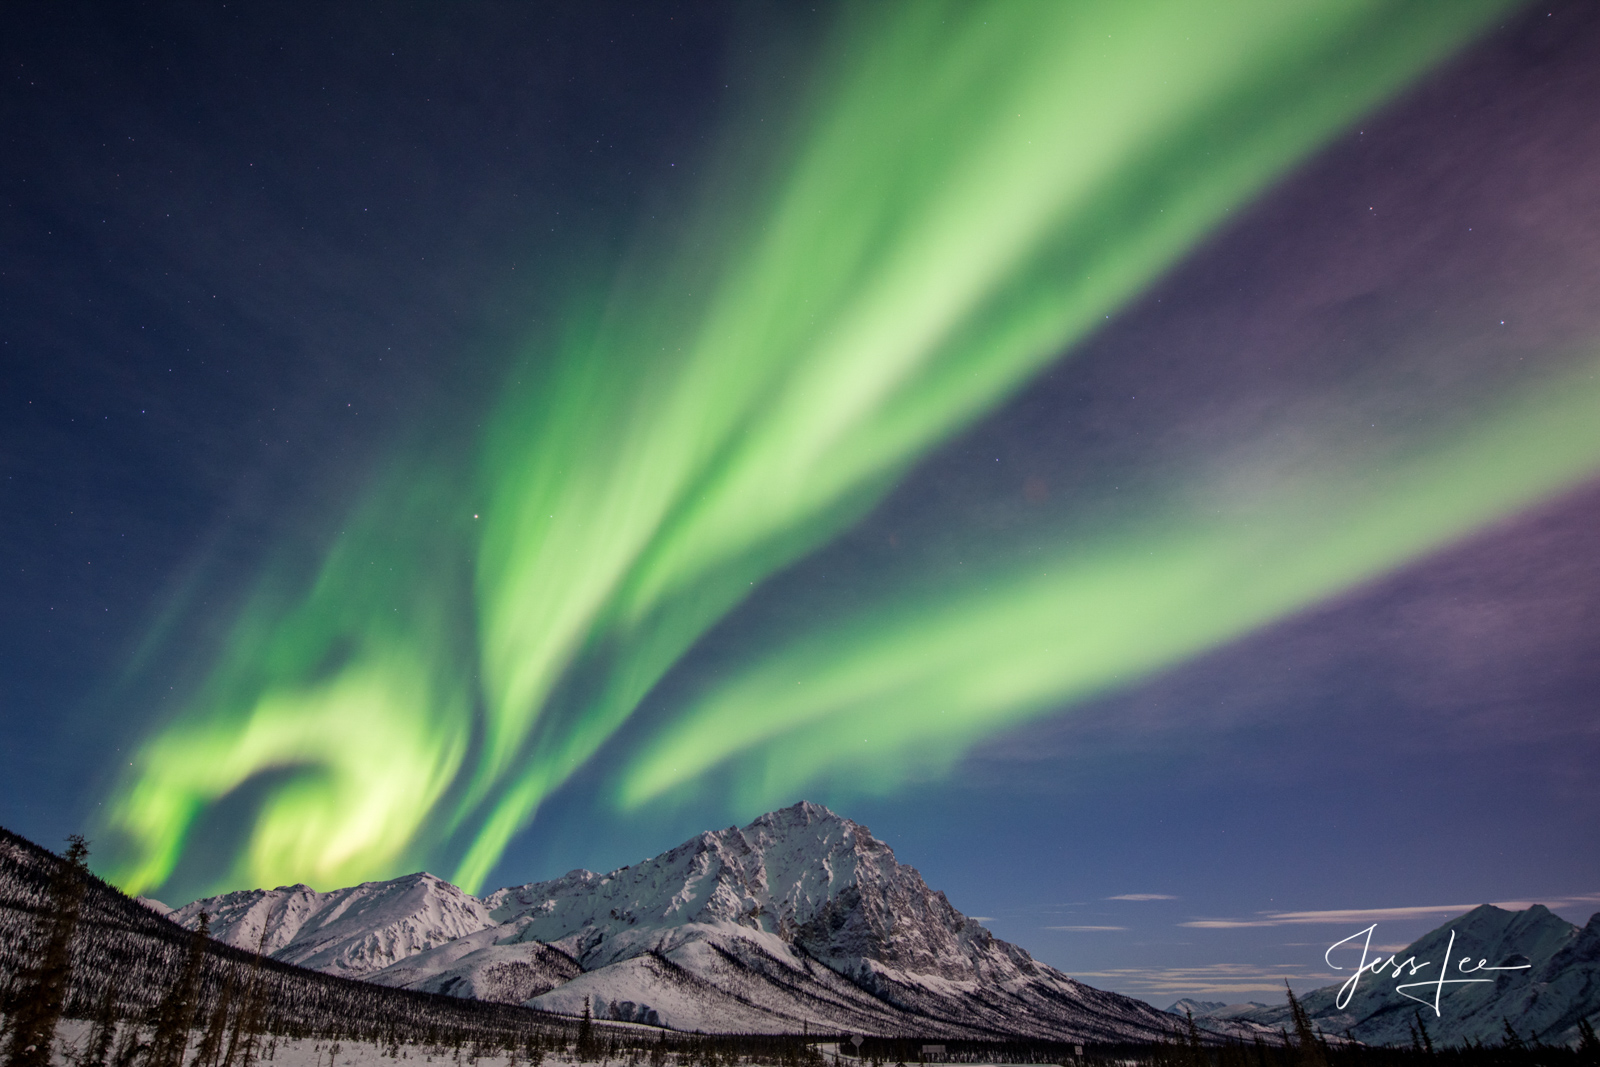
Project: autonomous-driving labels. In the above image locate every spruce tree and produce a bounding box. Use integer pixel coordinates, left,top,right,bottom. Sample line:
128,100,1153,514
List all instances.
3,835,91,1067
576,1003,594,1063
1284,982,1326,1067
1183,1008,1203,1067
1575,1018,1598,1064
111,1021,147,1067
1413,1010,1434,1056
82,984,121,1067
223,940,268,1067
197,969,238,1067
222,927,268,1067
148,912,211,1067
1,973,16,1041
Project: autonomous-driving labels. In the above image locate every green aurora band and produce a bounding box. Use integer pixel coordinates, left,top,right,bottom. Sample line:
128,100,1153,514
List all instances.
618,350,1600,811
106,0,1525,896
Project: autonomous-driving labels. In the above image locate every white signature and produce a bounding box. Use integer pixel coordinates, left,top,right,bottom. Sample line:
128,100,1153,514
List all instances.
1324,924,1530,1016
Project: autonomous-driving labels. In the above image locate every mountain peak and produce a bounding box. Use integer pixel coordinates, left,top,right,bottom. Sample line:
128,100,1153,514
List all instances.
171,802,1182,1039
743,799,843,829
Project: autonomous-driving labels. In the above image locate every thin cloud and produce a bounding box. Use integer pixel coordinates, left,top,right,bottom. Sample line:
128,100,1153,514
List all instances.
1068,963,1326,997
1045,925,1127,931
1183,905,1477,929
1181,896,1599,929
1108,894,1178,901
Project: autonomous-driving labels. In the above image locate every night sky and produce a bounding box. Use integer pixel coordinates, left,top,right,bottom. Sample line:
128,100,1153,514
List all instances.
4,1,1599,1006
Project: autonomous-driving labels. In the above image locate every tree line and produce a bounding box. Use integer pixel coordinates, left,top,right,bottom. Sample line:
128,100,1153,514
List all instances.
1121,988,1599,1067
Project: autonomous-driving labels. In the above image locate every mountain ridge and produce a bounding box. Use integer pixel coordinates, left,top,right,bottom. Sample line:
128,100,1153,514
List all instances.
1174,904,1600,1047
170,801,1184,1039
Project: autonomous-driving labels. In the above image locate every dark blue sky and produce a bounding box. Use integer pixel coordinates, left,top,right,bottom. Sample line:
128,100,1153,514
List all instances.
3,1,1597,1005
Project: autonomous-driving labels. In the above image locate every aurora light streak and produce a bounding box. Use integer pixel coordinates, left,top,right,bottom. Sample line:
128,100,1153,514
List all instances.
106,0,1527,896
619,350,1600,811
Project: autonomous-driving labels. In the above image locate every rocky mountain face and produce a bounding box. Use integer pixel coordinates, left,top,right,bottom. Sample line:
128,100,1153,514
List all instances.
173,801,1182,1040
169,870,499,977
1177,905,1600,1047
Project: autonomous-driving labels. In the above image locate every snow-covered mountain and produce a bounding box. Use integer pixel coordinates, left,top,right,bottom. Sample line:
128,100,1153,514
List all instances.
1166,999,1266,1021
1181,905,1600,1047
170,870,499,977
175,801,1181,1040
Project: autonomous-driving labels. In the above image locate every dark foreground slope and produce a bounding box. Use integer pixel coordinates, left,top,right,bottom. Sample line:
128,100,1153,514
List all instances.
0,826,578,1046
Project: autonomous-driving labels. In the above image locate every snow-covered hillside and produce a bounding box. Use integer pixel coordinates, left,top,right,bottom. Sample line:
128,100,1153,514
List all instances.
1178,905,1600,1047
173,802,1180,1040
171,871,498,977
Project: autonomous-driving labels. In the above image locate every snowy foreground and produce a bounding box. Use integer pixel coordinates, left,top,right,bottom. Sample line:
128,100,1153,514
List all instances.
38,1021,1056,1067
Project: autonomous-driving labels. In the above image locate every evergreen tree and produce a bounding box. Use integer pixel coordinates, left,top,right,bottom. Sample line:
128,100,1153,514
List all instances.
3,834,91,1067
1412,1010,1434,1056
1183,1009,1204,1067
0,974,16,1041
111,1023,147,1067
82,985,121,1067
1501,1019,1526,1051
1574,1017,1600,1067
576,1003,595,1063
1283,983,1326,1067
148,913,211,1067
1576,1018,1598,1064
224,928,270,1067
197,969,238,1067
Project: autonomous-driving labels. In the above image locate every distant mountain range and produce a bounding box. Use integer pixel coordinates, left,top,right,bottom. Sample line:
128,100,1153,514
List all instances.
1165,1000,1268,1022
1167,905,1600,1047
160,801,1183,1040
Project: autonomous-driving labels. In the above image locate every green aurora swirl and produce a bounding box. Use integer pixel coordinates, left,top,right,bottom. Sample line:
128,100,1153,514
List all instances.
106,0,1528,896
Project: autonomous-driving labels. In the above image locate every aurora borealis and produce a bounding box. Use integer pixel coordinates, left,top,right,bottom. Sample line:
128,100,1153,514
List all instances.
96,0,1525,897
621,346,1600,811
7,0,1600,1001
